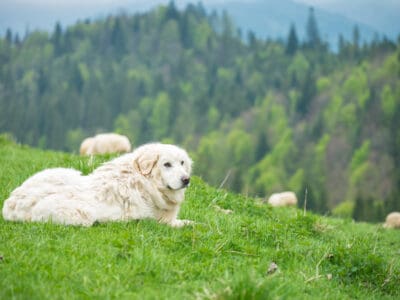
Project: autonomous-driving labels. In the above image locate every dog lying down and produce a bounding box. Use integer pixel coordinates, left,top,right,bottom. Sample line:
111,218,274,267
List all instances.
2,143,193,227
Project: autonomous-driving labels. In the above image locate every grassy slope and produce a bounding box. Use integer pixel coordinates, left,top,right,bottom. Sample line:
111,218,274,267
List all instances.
0,136,399,299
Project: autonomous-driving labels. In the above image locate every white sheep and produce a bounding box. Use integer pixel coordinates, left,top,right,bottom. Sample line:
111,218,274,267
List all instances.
80,133,131,155
383,212,400,229
268,191,298,207
79,137,95,155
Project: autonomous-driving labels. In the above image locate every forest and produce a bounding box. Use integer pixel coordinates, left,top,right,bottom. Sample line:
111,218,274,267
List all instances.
0,2,399,221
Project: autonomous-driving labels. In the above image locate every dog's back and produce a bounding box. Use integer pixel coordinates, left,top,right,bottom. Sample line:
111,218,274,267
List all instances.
2,168,85,222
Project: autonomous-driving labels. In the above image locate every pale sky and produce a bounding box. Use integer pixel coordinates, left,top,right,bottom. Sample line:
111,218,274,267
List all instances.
1,0,341,7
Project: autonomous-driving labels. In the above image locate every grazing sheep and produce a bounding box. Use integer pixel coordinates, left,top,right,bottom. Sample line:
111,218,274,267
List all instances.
383,212,400,229
268,191,298,207
80,133,131,155
79,137,95,155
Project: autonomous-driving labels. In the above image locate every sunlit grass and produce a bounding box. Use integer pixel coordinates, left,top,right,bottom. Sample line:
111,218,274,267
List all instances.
1,137,399,299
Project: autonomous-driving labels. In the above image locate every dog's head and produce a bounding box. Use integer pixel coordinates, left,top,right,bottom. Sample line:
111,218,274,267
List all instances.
133,143,192,191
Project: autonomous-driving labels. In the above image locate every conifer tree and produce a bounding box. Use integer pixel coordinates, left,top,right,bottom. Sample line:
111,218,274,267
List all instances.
338,34,346,56
111,18,126,55
286,23,298,55
5,28,12,44
305,7,321,49
166,1,179,21
52,22,63,55
352,25,360,58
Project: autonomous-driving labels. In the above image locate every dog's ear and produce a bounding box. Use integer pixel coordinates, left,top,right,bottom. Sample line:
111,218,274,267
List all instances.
134,153,159,176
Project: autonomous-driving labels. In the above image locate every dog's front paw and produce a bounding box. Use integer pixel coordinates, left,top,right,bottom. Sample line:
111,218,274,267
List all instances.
169,219,194,228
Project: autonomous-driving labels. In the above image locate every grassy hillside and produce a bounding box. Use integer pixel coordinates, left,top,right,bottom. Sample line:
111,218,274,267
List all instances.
1,137,399,299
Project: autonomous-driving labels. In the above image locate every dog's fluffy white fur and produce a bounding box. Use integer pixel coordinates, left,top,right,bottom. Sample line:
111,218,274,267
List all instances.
2,143,193,227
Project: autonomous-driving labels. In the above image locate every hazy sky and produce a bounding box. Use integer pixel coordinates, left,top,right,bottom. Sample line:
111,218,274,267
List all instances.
6,0,397,8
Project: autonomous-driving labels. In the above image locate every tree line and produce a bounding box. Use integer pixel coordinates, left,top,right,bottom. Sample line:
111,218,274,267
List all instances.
0,2,399,221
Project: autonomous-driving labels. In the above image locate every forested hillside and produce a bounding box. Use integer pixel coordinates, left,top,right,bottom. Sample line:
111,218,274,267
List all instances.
0,2,399,221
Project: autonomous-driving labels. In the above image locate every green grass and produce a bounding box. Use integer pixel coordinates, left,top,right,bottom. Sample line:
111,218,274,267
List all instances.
1,135,399,299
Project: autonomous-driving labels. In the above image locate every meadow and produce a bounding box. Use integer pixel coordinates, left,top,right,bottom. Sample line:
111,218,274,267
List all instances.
0,135,399,299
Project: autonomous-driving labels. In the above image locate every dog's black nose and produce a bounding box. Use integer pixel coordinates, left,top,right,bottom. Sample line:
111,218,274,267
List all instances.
181,177,190,186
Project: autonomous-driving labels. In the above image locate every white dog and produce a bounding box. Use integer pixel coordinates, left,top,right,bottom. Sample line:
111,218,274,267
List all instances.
2,143,193,227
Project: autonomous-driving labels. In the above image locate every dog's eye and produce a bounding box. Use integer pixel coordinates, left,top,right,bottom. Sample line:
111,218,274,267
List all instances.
164,162,172,168
181,161,184,166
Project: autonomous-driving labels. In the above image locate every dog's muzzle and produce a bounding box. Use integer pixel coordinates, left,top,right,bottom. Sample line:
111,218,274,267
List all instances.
166,176,190,190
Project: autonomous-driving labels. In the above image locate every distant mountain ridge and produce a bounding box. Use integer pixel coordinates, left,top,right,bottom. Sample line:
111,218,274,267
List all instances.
207,0,380,48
